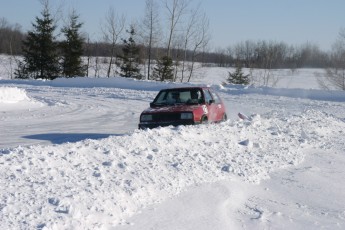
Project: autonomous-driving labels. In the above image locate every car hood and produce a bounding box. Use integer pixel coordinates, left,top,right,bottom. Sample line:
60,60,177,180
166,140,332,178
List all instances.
142,105,201,114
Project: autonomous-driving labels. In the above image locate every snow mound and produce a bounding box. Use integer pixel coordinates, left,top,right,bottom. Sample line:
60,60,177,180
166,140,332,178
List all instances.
0,87,44,111
0,109,336,229
0,87,30,103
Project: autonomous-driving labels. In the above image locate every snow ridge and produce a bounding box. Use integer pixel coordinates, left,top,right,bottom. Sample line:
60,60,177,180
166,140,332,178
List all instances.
0,87,30,103
0,109,334,229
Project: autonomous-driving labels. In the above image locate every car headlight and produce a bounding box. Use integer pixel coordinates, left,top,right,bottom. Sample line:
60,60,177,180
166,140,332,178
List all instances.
181,112,193,120
141,114,153,121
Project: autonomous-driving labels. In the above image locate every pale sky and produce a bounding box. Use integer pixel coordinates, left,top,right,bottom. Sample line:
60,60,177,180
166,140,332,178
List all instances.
0,0,344,51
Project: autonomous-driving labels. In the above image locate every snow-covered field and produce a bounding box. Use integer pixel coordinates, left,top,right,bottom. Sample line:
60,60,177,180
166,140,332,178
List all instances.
0,61,345,229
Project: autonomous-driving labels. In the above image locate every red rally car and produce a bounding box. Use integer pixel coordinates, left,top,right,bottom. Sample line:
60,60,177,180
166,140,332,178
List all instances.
139,86,227,129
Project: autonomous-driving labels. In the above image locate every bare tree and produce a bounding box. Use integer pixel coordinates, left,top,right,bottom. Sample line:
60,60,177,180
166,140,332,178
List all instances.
187,12,210,82
102,7,125,77
84,35,91,77
140,0,161,80
0,18,25,78
163,0,189,57
233,40,256,68
172,35,184,81
318,29,345,90
180,4,200,82
256,46,280,87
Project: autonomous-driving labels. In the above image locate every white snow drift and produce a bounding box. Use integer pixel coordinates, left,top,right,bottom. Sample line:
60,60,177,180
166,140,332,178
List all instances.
0,87,30,103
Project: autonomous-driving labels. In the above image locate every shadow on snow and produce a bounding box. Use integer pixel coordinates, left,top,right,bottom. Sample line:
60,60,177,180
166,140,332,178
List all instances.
22,133,119,145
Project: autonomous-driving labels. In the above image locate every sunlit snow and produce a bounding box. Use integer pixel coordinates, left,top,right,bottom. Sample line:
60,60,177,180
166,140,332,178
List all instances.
0,58,345,229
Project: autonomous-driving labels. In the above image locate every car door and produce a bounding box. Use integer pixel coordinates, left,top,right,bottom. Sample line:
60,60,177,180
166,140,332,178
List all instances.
209,90,225,121
202,89,219,122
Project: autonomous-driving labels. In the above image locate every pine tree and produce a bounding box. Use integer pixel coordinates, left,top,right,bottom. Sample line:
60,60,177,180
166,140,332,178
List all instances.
227,65,250,85
60,11,85,77
16,5,59,80
119,26,143,79
152,56,174,81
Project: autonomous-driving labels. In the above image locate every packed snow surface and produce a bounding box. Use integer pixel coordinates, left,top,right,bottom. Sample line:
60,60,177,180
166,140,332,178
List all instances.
1,70,345,229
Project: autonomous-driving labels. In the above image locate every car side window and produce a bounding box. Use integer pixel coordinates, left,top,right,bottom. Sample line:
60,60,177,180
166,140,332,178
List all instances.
203,89,213,104
155,91,167,104
209,90,221,104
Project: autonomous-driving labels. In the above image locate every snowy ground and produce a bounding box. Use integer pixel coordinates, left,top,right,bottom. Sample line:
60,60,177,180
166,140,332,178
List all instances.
0,64,345,229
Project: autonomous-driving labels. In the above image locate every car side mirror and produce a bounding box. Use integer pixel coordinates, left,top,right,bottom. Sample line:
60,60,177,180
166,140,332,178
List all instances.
150,102,155,108
209,99,215,104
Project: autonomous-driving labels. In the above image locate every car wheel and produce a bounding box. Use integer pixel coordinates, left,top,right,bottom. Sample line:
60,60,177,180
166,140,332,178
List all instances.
222,113,228,121
200,116,208,124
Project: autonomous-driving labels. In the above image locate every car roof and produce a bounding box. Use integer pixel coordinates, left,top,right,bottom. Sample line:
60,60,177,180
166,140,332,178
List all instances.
160,86,210,91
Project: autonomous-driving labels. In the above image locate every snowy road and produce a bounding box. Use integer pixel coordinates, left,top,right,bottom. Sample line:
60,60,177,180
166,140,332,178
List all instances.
0,86,154,148
2,83,344,149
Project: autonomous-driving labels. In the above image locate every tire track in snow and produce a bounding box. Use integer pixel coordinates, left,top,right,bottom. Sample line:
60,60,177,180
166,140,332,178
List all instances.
0,86,154,148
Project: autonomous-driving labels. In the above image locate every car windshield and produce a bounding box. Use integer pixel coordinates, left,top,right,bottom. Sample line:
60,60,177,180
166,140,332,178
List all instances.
152,89,204,106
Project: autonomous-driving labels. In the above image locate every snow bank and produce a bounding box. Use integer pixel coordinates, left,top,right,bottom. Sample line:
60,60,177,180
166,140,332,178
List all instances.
220,85,345,102
0,109,337,229
0,77,199,92
0,86,44,112
0,87,30,103
2,76,345,103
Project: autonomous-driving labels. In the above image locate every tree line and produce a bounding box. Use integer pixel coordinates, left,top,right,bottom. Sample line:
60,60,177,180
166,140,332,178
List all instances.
0,18,24,55
0,0,344,87
211,41,331,69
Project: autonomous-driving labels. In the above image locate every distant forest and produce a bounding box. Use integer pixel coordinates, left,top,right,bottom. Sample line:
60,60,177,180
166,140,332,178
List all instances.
0,0,344,71
0,18,335,70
